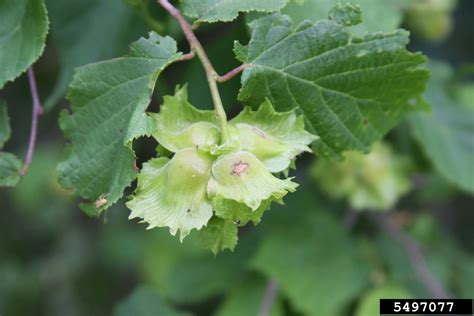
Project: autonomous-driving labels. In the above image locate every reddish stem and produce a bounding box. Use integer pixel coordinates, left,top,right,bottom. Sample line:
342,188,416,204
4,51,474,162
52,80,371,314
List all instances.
216,64,247,82
179,50,195,61
20,67,43,176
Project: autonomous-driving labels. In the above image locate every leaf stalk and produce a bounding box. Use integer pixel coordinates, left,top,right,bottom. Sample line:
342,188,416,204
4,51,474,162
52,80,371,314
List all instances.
20,67,43,176
216,64,247,83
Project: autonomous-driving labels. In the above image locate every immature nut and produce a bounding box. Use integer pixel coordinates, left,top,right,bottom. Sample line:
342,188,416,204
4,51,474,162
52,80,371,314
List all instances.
127,148,214,240
313,142,411,211
210,151,298,210
230,100,317,173
126,87,316,249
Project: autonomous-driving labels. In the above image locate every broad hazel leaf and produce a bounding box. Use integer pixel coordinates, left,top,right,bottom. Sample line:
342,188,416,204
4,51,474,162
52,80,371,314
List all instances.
127,148,214,240
282,0,406,35
0,99,11,148
230,100,317,173
233,41,248,63
0,99,21,187
0,0,49,88
151,86,220,153
328,3,363,27
0,152,21,187
237,13,430,159
410,62,474,193
182,0,290,23
208,151,297,210
58,33,182,214
251,190,370,315
197,217,238,254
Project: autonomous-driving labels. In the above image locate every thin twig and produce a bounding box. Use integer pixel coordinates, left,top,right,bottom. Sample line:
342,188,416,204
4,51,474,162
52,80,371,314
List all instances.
157,0,230,142
369,213,451,298
20,67,43,176
258,279,279,316
216,64,247,82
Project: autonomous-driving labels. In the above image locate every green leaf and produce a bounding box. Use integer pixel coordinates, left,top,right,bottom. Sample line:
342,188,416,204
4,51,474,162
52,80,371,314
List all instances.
452,68,474,110
0,99,11,148
10,145,66,214
208,150,297,210
328,3,362,27
410,62,474,193
127,149,214,240
216,275,284,316
197,217,238,254
355,285,411,316
458,256,474,298
0,0,49,88
312,142,412,211
233,41,249,63
0,152,22,187
238,13,429,158
113,286,190,316
141,229,257,303
230,100,317,173
252,191,370,315
151,86,220,152
0,99,21,187
373,214,455,297
182,0,290,23
44,0,147,109
122,0,167,34
282,0,406,34
58,33,182,214
213,195,272,227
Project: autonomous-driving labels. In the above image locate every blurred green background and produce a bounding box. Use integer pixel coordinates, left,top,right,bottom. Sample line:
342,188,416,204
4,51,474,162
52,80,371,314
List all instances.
0,0,473,315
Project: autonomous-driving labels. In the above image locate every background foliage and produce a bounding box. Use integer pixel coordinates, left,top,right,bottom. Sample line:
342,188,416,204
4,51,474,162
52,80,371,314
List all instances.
0,0,473,315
